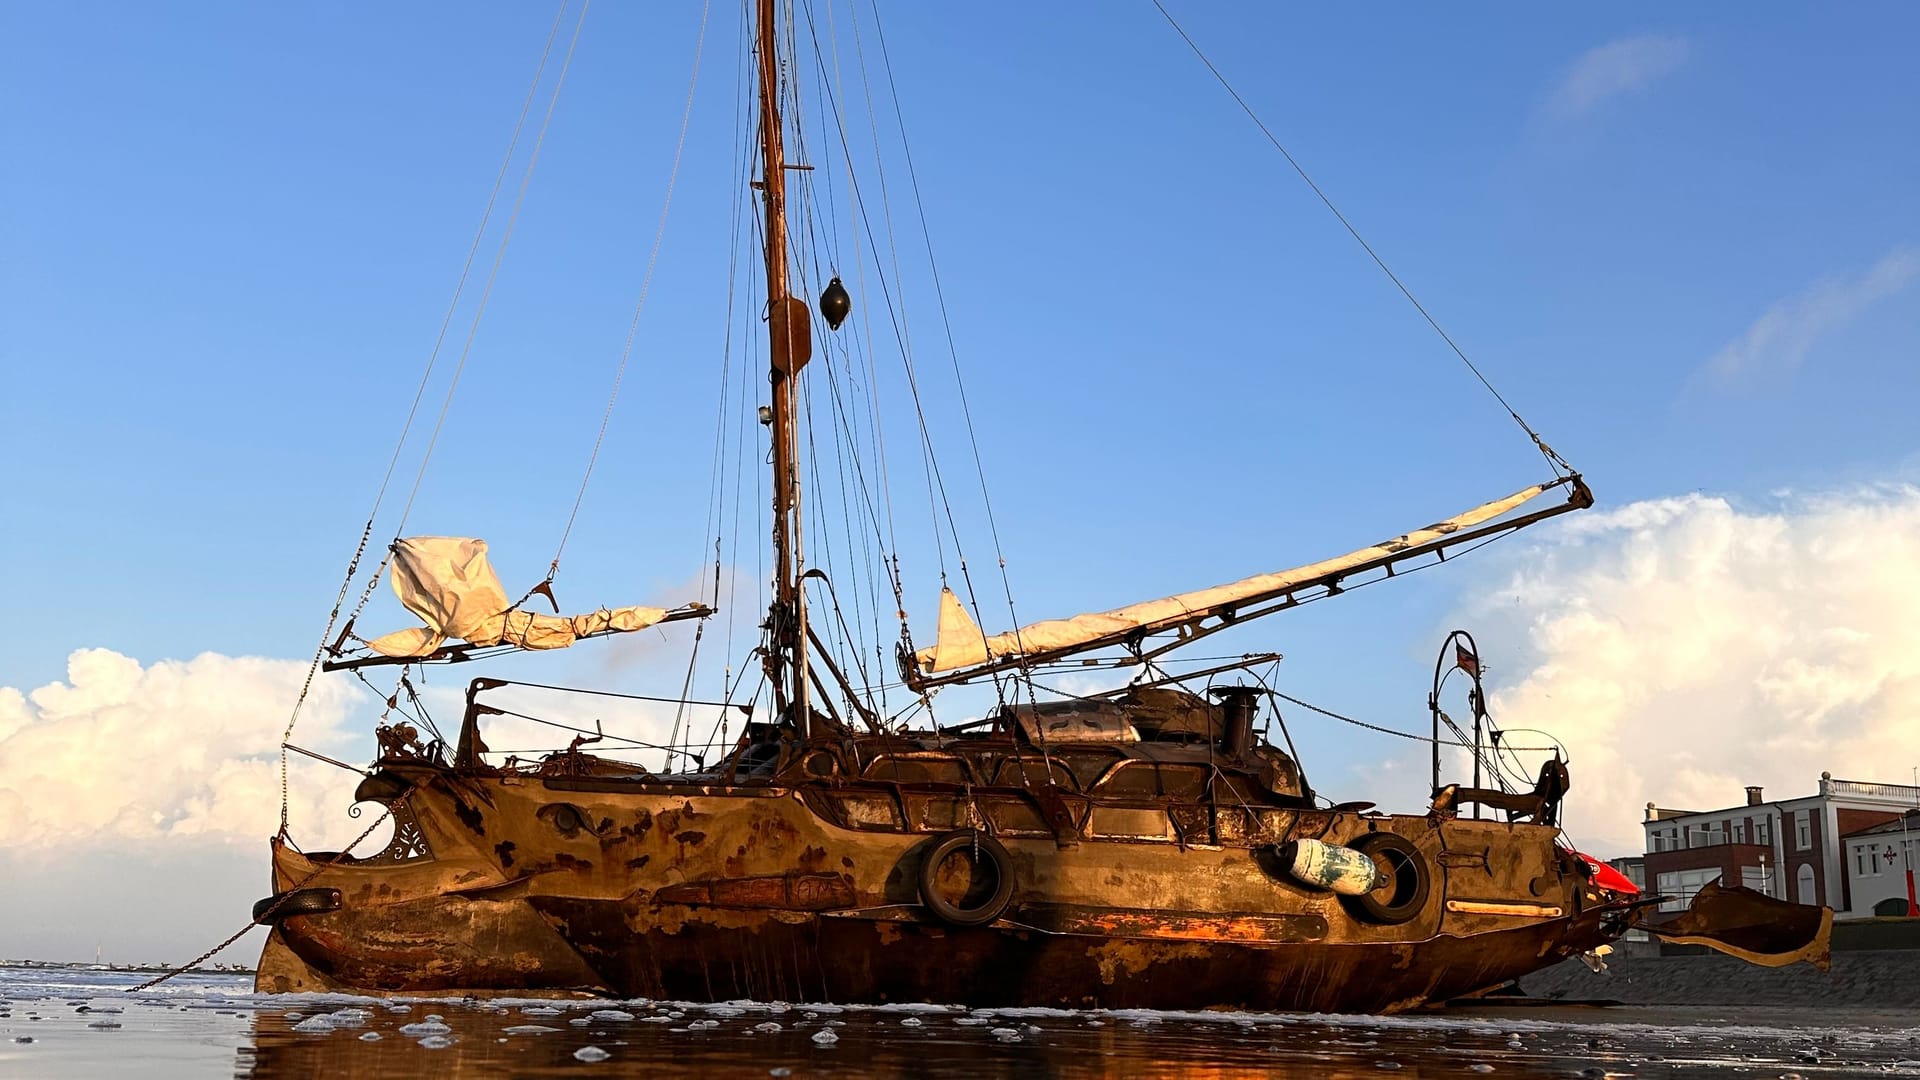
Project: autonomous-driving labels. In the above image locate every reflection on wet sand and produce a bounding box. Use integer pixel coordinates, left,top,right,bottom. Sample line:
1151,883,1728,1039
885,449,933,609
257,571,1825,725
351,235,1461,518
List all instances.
234,996,1920,1079
5,968,1916,1079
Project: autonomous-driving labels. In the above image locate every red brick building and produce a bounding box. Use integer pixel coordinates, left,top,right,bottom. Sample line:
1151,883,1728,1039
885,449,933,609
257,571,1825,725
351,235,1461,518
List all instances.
1642,773,1918,917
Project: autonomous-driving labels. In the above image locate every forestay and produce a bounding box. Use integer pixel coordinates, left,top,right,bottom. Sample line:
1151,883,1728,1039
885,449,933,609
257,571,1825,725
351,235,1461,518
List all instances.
366,537,669,658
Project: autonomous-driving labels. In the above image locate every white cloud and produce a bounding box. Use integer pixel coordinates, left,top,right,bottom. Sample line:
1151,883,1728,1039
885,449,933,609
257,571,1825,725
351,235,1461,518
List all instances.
0,646,736,962
1707,247,1919,382
0,648,371,853
1546,35,1689,118
1452,484,1920,857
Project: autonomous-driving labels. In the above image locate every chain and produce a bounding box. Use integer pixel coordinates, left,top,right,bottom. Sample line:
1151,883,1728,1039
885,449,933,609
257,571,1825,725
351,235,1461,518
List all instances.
127,795,407,993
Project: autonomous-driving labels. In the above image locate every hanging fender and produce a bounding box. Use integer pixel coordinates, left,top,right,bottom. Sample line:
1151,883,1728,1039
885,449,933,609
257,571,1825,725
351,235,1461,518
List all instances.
1276,837,1381,896
917,830,1015,927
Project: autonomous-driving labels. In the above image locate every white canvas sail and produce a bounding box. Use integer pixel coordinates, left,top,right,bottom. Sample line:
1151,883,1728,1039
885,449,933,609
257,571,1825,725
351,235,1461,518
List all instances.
365,537,669,658
916,481,1561,674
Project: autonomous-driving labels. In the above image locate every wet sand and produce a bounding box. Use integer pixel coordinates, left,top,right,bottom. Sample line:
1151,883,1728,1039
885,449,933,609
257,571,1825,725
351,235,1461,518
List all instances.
5,966,1919,1078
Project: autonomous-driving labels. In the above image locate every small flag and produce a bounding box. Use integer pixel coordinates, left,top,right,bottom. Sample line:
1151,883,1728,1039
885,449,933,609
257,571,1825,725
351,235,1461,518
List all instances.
1455,644,1480,677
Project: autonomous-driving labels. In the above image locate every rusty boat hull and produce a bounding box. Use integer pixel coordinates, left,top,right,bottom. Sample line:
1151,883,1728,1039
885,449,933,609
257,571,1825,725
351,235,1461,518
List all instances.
251,752,1790,1013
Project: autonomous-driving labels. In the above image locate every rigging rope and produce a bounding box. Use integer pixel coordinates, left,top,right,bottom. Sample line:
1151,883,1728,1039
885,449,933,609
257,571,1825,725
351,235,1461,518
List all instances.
704,33,759,716
275,0,577,834
865,0,1031,662
537,0,713,592
394,0,592,532
1270,690,1556,752
821,0,905,712
128,798,407,992
1149,0,1573,477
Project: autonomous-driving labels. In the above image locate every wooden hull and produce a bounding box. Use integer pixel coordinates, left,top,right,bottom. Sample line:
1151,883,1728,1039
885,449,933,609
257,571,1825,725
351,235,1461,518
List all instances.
255,764,1631,1012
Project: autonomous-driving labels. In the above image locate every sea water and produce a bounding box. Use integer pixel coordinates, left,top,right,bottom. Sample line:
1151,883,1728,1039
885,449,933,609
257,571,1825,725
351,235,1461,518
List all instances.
5,964,1920,1078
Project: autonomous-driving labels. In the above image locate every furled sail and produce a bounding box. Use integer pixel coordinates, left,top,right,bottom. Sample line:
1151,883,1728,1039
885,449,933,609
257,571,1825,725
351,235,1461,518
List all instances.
365,537,669,658
917,480,1570,675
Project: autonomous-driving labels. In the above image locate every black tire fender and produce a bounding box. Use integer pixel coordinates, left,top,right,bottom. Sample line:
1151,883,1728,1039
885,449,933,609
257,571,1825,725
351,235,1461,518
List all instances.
252,887,343,924
1338,832,1429,925
917,830,1015,927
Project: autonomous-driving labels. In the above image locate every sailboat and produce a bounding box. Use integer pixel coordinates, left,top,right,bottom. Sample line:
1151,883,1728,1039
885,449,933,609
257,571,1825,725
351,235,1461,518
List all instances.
250,1,1830,1012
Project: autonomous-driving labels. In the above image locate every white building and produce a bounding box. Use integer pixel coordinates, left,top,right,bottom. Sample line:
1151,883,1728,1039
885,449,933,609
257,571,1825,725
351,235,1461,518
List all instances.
1840,810,1920,917
1642,774,1920,918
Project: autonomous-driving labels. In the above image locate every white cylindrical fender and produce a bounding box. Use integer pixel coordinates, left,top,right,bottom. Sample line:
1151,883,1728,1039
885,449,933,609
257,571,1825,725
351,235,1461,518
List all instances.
1281,837,1380,896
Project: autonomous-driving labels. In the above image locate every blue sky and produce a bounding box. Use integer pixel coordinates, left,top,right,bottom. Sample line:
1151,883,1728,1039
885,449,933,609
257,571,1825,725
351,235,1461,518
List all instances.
4,1,1919,919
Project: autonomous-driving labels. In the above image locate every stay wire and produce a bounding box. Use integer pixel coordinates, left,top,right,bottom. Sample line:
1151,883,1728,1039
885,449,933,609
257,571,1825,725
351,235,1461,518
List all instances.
1270,690,1555,752
395,0,592,532
822,0,906,682
1149,0,1571,477
539,0,713,591
839,0,1015,717
275,0,575,833
867,0,1030,656
796,0,908,664
834,0,953,582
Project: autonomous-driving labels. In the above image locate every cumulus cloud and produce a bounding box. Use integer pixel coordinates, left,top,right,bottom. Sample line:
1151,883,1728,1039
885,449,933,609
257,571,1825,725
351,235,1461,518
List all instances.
1706,247,1919,383
0,649,373,853
1453,484,1920,856
1546,35,1688,118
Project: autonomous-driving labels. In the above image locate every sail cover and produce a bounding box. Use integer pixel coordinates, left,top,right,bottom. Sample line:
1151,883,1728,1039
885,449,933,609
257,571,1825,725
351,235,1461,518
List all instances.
365,537,668,658
917,481,1562,674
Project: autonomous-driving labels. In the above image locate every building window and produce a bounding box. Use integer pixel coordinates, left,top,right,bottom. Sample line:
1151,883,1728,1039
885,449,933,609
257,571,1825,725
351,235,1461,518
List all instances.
1733,820,1746,843
1795,811,1811,851
1756,818,1771,846
1656,868,1723,912
1796,864,1817,905
1858,848,1878,876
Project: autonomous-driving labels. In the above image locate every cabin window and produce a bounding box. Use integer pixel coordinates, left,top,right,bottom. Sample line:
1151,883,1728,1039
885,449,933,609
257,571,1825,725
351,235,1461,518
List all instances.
1208,771,1264,804
863,755,972,785
1093,761,1208,799
992,756,1078,791
1052,749,1123,790
905,794,965,832
982,797,1051,838
828,792,902,831
1087,806,1174,842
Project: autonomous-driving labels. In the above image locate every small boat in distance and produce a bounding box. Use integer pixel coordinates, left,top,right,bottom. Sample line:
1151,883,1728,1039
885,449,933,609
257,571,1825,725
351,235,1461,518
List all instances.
251,1,1831,1011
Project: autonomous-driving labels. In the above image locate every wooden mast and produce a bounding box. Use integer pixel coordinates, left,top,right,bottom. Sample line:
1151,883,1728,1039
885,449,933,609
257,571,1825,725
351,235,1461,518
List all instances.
756,0,811,736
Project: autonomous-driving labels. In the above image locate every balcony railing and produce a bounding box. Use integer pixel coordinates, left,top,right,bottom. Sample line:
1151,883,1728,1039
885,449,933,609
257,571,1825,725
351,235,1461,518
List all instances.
1827,778,1920,801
